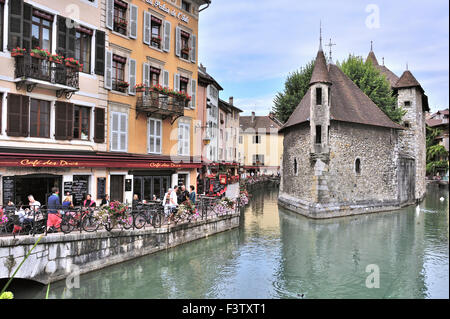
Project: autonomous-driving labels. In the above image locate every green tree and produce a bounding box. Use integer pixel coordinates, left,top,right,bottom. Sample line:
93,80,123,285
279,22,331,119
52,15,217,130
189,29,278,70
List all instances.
338,55,406,123
272,55,406,124
272,60,314,123
425,126,449,176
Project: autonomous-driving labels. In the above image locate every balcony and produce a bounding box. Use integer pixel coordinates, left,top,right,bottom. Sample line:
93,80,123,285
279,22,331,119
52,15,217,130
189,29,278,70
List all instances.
13,54,79,98
136,88,186,123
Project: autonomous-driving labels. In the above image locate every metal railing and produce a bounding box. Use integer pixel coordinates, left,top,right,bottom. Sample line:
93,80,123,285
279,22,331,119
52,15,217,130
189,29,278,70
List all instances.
0,196,245,238
136,88,186,116
14,54,80,89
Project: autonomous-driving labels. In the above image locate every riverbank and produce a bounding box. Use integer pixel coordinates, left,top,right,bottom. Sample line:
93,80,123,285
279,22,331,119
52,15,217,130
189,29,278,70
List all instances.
0,212,240,285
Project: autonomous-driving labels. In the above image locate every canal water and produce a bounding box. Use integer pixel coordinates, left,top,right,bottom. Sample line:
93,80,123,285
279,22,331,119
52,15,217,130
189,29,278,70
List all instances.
20,184,449,299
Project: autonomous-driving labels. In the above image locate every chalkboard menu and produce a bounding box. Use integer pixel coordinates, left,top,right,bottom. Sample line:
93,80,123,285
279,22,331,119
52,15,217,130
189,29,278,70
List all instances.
64,181,73,195
97,177,106,200
71,180,88,206
2,176,15,204
125,179,132,192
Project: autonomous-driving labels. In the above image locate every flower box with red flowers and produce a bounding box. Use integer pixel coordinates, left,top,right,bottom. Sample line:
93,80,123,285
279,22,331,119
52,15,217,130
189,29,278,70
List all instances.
49,54,64,64
11,47,26,57
117,80,129,88
64,57,83,71
152,36,162,43
30,47,51,60
135,83,147,92
114,17,128,29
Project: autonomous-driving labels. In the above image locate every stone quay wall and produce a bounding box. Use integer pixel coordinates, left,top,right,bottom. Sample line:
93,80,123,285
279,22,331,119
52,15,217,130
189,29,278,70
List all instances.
0,213,240,284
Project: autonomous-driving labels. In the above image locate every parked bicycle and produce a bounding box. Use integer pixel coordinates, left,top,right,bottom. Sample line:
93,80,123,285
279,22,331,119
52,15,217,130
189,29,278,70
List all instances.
133,204,163,229
60,207,99,233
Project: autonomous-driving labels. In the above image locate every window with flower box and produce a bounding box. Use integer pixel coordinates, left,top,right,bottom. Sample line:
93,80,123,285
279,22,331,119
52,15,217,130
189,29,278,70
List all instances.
112,54,127,92
180,76,189,94
75,27,92,73
150,16,162,49
73,105,91,140
113,0,128,36
31,9,53,51
150,67,160,86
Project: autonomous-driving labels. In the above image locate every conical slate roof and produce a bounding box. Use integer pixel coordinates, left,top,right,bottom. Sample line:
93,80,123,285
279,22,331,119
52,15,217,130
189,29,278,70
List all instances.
309,49,331,85
366,50,379,66
393,70,422,90
280,64,403,132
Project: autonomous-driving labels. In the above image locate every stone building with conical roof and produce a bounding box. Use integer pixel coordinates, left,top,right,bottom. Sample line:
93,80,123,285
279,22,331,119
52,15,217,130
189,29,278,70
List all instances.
278,41,429,218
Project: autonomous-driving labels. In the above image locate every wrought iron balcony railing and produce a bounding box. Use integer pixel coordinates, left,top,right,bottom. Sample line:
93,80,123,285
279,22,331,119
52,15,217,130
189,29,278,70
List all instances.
13,54,79,96
136,88,186,123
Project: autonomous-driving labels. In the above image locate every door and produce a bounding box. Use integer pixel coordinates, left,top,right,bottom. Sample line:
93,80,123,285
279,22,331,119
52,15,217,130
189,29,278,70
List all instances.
133,175,171,202
398,158,415,204
110,175,124,202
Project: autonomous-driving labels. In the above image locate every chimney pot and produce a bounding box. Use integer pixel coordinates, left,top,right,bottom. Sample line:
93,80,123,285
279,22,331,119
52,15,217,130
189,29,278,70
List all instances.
229,96,234,105
251,111,255,123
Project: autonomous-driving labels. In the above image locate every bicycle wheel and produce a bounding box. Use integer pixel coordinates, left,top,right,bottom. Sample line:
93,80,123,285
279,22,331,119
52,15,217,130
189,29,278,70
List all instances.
133,213,146,229
82,214,99,232
60,214,75,234
152,212,162,228
121,212,133,230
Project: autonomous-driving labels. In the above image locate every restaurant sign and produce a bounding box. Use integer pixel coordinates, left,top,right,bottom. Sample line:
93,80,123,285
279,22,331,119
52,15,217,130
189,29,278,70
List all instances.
144,0,190,23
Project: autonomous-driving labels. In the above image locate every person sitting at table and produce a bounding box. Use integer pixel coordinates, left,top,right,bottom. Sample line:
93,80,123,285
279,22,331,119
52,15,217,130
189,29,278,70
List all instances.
82,194,96,208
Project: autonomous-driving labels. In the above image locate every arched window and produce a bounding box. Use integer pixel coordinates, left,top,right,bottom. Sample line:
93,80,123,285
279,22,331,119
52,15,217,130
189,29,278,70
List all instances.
355,158,361,175
294,158,298,175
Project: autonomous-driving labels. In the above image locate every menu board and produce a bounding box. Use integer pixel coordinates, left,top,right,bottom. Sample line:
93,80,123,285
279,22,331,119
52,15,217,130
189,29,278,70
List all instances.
2,176,15,204
125,179,132,192
64,181,73,195
71,180,88,206
97,178,106,200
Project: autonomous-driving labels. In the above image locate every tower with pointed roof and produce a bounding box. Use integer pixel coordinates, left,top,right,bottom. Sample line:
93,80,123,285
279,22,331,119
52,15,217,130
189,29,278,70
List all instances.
278,36,428,218
394,69,429,200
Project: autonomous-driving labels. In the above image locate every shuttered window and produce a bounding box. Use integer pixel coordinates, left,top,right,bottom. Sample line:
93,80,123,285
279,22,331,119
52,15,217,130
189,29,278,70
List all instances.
95,30,105,76
7,94,29,137
163,20,171,52
106,0,114,30
111,111,127,152
143,11,150,45
54,101,74,140
178,122,190,156
94,108,105,143
190,79,196,109
190,34,196,63
128,58,136,95
148,118,162,154
30,99,50,138
56,15,76,59
143,63,150,87
104,50,113,89
163,70,169,88
174,73,180,92
175,26,181,57
129,4,138,39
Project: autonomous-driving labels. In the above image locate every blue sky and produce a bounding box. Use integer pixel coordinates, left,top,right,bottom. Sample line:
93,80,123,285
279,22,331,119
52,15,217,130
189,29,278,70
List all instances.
198,0,449,116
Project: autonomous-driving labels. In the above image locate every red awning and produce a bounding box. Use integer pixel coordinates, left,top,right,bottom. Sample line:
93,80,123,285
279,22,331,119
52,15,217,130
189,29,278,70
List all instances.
0,152,203,169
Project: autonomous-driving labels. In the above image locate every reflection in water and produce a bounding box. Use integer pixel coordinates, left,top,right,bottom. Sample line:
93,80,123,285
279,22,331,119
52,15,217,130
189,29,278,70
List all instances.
20,184,448,299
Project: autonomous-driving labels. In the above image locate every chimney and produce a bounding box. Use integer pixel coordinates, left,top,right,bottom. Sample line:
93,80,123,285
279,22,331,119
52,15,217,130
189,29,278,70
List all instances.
251,111,255,123
229,96,233,106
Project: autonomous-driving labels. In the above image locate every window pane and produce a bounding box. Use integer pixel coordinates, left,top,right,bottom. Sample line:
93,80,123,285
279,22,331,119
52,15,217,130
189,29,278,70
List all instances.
156,121,161,137
149,137,154,152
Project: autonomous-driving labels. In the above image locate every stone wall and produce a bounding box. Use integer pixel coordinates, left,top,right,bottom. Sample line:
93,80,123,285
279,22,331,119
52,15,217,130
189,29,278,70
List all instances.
279,124,314,203
397,87,426,200
0,213,240,284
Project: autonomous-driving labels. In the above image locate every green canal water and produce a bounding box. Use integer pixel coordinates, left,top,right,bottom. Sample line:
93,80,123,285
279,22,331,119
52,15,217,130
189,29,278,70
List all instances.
22,184,449,299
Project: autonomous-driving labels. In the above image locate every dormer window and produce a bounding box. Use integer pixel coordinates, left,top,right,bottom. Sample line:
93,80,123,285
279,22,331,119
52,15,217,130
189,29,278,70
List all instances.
316,87,322,105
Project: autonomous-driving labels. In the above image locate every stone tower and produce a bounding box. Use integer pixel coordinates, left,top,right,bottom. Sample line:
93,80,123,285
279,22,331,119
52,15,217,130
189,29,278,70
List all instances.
393,70,429,201
309,43,332,203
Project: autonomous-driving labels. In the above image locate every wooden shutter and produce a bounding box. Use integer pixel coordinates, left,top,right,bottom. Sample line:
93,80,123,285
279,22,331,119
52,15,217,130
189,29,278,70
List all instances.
129,4,138,39
56,16,67,56
95,30,105,76
94,108,105,143
22,3,32,50
143,11,151,45
106,0,114,30
191,34,196,63
104,50,113,90
190,79,196,109
8,0,23,50
67,21,76,59
163,20,171,52
119,113,127,151
111,112,119,151
54,101,73,140
7,94,21,136
174,73,180,92
175,26,181,57
128,58,136,95
143,63,150,87
163,70,169,88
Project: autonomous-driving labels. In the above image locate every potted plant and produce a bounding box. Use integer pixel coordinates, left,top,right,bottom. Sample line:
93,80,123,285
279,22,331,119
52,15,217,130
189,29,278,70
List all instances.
152,35,162,43
30,47,51,60
115,17,128,29
11,47,26,57
117,80,129,89
64,57,83,71
49,53,64,64
135,83,147,92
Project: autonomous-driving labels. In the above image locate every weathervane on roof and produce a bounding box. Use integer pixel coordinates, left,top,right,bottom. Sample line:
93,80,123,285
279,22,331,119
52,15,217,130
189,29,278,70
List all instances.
325,38,336,64
382,57,385,66
319,20,323,51
370,40,373,51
